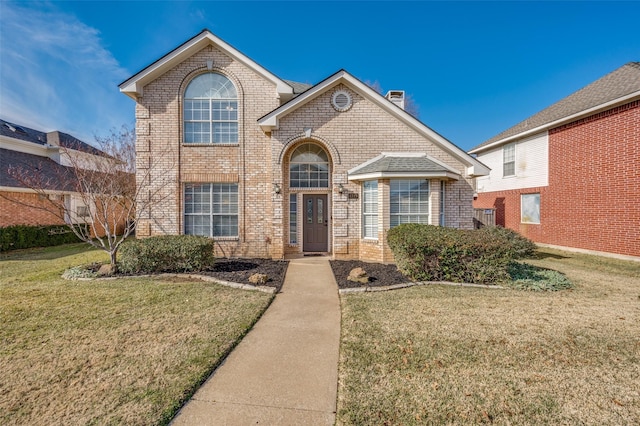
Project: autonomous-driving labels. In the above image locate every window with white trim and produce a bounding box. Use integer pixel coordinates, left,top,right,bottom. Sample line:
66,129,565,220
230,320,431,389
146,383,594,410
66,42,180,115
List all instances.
503,143,515,177
362,180,378,239
439,180,445,226
521,193,540,224
289,143,329,188
184,73,238,144
184,183,238,237
289,194,298,244
390,179,430,227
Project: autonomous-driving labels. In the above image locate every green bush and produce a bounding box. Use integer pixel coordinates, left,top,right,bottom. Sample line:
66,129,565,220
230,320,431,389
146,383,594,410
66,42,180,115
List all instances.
478,226,537,259
0,224,85,251
387,224,536,285
119,235,215,274
507,262,573,291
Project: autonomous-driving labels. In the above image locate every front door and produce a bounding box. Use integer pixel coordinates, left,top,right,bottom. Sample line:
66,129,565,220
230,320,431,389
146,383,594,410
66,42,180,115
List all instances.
303,194,328,252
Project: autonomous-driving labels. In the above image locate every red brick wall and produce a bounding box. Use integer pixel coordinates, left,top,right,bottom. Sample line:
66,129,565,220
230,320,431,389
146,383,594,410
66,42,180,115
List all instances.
474,100,640,257
0,191,65,227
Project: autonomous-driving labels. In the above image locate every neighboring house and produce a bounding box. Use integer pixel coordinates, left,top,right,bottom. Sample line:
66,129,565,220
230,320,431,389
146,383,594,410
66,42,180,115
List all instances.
0,119,125,236
470,62,640,259
119,29,489,262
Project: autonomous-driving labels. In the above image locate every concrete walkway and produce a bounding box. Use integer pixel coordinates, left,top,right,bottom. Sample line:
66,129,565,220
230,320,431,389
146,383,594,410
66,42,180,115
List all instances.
171,256,341,425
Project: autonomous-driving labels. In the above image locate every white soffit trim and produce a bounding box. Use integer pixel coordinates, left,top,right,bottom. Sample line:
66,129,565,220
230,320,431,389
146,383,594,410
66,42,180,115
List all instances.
0,136,54,157
469,91,640,154
348,171,460,181
119,30,293,100
258,70,489,176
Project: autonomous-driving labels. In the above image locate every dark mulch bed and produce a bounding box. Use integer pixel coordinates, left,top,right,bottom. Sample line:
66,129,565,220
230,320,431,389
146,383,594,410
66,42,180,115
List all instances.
202,258,289,291
330,260,410,289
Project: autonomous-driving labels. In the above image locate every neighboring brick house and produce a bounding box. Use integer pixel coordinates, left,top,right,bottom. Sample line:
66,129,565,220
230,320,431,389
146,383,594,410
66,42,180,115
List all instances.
0,119,126,236
119,29,489,262
470,62,640,259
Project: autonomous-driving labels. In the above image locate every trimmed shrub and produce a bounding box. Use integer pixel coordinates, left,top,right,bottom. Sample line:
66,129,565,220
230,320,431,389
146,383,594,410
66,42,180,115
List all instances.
119,235,215,274
0,224,85,251
387,224,536,285
478,226,537,259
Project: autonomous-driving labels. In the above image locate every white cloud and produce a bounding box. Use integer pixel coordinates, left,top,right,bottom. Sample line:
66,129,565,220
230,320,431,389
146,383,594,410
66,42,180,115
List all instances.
0,2,133,144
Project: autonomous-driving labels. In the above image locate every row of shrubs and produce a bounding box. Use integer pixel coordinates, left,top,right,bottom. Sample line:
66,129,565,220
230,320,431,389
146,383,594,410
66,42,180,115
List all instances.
118,235,216,274
0,224,86,251
387,224,537,285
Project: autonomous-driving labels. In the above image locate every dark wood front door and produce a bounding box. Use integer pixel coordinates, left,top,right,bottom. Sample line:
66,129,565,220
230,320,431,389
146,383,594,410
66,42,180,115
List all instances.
303,194,328,252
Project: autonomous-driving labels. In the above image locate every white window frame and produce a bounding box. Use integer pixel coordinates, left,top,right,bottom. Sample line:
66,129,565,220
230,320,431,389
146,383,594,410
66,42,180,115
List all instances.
521,193,540,224
503,143,516,177
289,194,298,245
184,183,239,238
439,180,445,226
390,179,430,228
183,73,238,144
362,180,378,239
289,143,330,188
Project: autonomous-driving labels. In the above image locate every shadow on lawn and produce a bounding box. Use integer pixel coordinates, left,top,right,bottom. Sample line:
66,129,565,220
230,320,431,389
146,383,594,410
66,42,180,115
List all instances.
0,243,97,262
534,251,570,260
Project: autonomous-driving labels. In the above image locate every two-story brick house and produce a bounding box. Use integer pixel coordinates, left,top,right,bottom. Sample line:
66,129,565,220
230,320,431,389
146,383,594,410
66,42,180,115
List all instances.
471,62,640,259
119,30,489,262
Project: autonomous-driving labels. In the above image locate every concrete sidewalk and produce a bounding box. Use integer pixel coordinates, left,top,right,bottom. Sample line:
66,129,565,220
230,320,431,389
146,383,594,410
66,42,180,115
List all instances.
171,256,341,425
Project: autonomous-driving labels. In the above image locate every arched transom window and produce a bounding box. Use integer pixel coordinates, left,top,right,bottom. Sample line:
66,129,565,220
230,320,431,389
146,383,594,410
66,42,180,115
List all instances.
289,143,329,188
184,73,238,144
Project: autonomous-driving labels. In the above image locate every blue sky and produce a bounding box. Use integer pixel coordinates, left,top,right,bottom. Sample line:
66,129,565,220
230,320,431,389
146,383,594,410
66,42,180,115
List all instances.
1,1,638,151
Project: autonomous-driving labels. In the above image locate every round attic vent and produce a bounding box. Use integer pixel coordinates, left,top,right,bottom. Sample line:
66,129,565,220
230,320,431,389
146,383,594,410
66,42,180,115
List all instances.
331,90,352,112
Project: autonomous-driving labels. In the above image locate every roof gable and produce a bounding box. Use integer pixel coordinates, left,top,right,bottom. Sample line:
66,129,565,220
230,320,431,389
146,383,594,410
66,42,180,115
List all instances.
471,62,640,153
119,29,294,101
348,153,461,181
258,70,489,177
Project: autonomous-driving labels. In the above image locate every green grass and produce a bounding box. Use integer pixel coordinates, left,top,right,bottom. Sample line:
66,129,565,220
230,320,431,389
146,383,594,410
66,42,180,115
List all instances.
0,243,273,425
338,248,640,425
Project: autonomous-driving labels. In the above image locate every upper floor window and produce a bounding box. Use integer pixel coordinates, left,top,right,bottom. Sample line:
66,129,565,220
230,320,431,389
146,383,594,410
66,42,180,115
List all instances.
184,73,238,144
503,143,515,177
289,143,329,188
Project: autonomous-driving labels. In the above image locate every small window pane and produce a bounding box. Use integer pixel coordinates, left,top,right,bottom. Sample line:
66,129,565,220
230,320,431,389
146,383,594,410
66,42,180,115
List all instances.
521,193,540,224
362,180,378,239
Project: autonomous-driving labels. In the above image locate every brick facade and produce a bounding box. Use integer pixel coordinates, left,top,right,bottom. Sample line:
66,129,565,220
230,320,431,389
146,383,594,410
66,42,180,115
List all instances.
128,32,481,262
0,191,65,226
474,100,640,257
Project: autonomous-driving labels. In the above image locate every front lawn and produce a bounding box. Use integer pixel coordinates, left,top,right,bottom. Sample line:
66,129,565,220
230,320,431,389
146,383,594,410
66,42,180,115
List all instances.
338,248,640,424
0,244,273,425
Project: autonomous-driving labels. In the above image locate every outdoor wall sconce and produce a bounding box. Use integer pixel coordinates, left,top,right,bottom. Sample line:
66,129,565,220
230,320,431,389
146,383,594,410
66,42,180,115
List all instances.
273,183,281,194
337,184,344,195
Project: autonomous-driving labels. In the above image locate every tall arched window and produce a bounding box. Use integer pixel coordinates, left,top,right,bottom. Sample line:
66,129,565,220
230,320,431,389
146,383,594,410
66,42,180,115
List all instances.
289,143,329,188
184,73,238,144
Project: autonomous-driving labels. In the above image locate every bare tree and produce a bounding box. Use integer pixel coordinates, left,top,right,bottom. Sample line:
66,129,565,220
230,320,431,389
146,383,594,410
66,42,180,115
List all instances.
5,125,167,272
365,80,421,119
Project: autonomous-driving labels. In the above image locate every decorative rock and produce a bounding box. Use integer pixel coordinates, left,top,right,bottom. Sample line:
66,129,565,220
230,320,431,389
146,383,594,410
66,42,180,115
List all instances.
97,264,113,276
348,267,369,284
249,273,268,285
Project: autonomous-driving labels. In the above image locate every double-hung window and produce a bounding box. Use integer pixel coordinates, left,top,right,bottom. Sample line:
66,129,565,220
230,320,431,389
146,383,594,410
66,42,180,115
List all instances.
184,73,238,144
184,183,238,237
390,179,430,227
503,143,515,177
362,180,378,239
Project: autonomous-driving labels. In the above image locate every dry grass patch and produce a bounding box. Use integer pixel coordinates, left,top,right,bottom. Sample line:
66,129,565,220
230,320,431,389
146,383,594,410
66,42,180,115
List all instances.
338,248,640,425
0,244,273,425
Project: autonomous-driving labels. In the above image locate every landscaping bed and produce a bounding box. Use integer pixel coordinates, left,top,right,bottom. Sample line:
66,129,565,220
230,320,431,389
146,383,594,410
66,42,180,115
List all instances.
330,260,409,289
201,258,289,291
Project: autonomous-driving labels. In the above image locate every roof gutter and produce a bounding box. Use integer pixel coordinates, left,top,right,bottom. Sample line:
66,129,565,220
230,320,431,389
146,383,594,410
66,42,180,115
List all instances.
469,91,640,154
